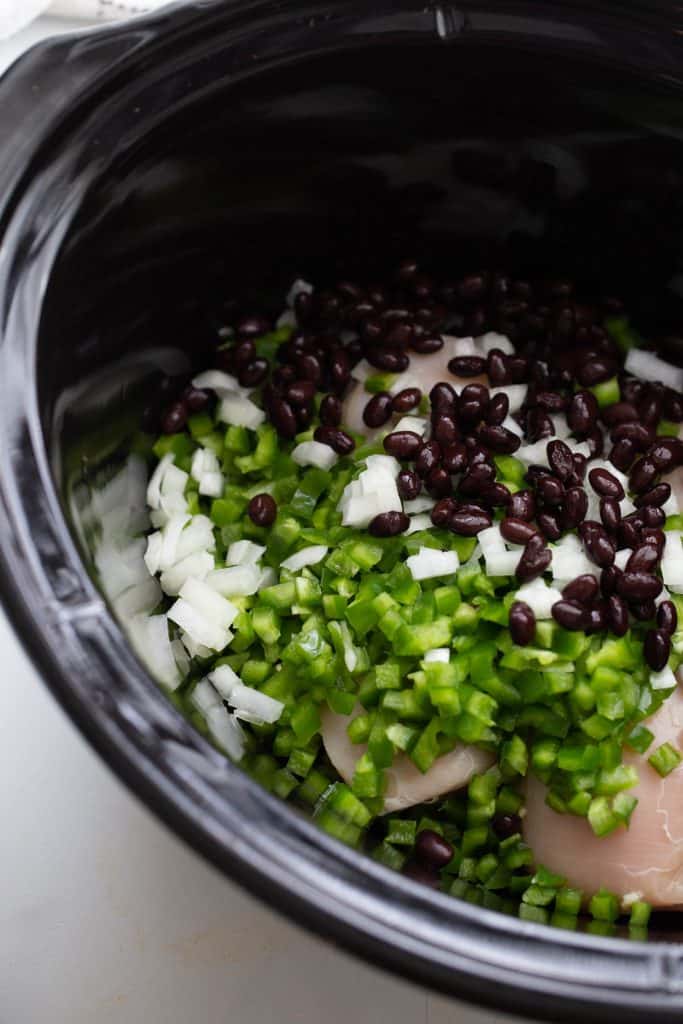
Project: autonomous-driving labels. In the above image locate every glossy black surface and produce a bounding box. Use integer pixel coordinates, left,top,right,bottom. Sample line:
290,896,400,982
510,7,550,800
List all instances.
4,2,683,1019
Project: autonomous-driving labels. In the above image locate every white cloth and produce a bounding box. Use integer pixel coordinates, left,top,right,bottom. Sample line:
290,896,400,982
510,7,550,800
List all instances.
0,0,171,38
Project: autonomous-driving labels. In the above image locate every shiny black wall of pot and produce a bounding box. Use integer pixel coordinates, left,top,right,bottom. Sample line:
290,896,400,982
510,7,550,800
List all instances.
3,3,683,1020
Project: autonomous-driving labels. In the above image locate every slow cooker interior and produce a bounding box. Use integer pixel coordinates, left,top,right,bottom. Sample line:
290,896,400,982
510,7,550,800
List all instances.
39,26,683,939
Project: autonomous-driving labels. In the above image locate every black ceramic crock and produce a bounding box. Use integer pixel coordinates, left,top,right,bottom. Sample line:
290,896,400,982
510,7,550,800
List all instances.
3,2,683,1019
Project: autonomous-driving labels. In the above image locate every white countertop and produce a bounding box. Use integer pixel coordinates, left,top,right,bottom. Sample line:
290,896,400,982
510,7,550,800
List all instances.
0,17,517,1024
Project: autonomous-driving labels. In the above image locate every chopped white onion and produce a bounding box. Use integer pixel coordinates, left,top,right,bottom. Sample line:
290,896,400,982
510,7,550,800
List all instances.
144,531,164,576
625,349,683,392
572,441,593,459
158,514,191,572
227,540,266,565
549,415,571,440
179,577,238,631
205,705,246,760
258,566,278,590
160,551,214,596
485,550,521,577
406,513,432,535
199,471,224,497
132,614,182,691
614,549,631,571
424,648,450,663
451,335,478,357
209,663,241,699
286,278,314,307
403,495,436,515
501,415,524,439
291,440,338,470
515,577,563,619
350,358,374,383
180,632,215,661
517,440,550,467
551,534,591,580
479,525,506,556
365,454,402,477
406,546,460,580
218,394,266,430
493,384,527,414
479,331,514,356
394,416,429,437
661,531,683,588
651,665,677,691
192,369,244,396
160,463,189,498
191,678,222,715
281,545,328,572
206,564,261,597
168,599,232,652
276,308,297,329
174,515,216,563
339,457,402,528
146,452,174,511
228,682,284,724
114,578,162,620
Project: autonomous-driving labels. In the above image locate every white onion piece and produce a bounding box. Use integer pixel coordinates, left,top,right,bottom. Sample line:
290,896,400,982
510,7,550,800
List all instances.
662,531,683,590
515,577,563,619
159,514,191,572
228,682,284,724
517,440,550,467
160,551,214,596
365,454,402,476
424,648,450,663
179,578,238,631
169,599,231,651
191,679,222,715
291,440,339,470
281,545,328,572
192,369,244,396
218,394,266,430
258,566,278,590
206,705,246,760
199,471,224,497
501,415,524,438
573,441,593,459
144,531,163,576
286,278,314,307
394,415,429,436
206,564,261,597
226,540,266,565
132,614,182,691
549,415,571,440
160,463,189,497
406,547,459,580
403,495,436,515
174,515,215,563
485,550,520,577
146,452,174,511
321,706,494,813
651,665,677,691
114,578,162,620
479,331,514,355
614,549,630,571
276,309,297,329
180,632,215,661
493,384,527,414
451,336,478,357
349,359,374,383
551,534,592,580
209,664,241,699
406,513,432,535
625,349,683,391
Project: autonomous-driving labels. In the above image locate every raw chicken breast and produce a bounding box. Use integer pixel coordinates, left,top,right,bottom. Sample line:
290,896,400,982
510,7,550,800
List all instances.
321,706,494,813
524,684,683,906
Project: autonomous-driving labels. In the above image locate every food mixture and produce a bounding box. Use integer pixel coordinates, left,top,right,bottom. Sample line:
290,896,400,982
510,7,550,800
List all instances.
131,263,683,936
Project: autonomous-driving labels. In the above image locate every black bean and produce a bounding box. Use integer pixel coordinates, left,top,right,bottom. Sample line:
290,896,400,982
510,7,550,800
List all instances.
600,565,622,598
239,359,269,388
442,442,469,475
295,353,322,384
459,462,496,496
431,497,457,527
602,402,639,427
587,602,608,632
579,521,615,568
626,544,660,573
426,466,452,497
611,422,655,451
600,497,621,533
320,394,342,427
397,470,421,501
562,574,599,605
458,272,488,302
563,487,589,528
567,390,599,435
233,338,256,369
516,533,552,582
363,392,393,428
416,441,442,478
449,356,487,378
433,415,460,446
367,348,409,372
617,515,643,551
412,335,444,354
650,439,683,471
492,812,523,840
501,517,538,544
430,382,457,415
508,356,530,383
525,408,555,443
537,476,565,507
509,489,536,521
486,393,510,426
510,601,536,646
634,483,671,509
572,453,587,482
286,379,316,406
576,358,616,387
644,629,671,671
361,317,384,344
248,493,277,526
402,861,441,889
537,511,561,541
330,349,351,393
161,401,188,434
461,383,490,405
605,594,628,636
449,505,492,535
588,468,624,500
535,391,569,413
481,483,512,508
466,442,492,466
617,571,663,601
478,424,521,454
546,440,573,481
643,505,666,528
642,528,666,555
296,404,313,429
631,599,656,622
182,386,212,413
383,431,422,460
657,600,678,635
392,388,422,414
552,600,589,631
487,350,510,386
609,438,636,473
415,829,453,869
368,511,410,537
314,425,355,455
665,391,683,422
640,394,663,428
629,457,658,494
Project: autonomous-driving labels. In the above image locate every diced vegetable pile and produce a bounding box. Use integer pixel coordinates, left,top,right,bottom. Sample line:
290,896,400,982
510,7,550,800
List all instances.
125,264,683,935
